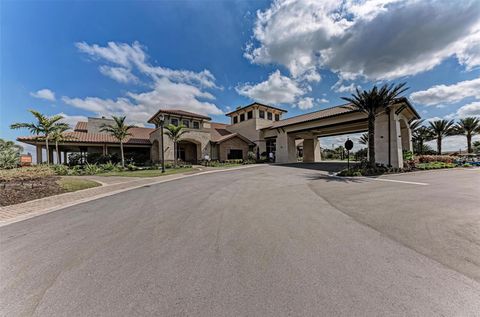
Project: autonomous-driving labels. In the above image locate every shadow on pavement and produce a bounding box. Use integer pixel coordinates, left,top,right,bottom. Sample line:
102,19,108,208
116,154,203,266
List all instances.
304,173,366,183
273,162,352,173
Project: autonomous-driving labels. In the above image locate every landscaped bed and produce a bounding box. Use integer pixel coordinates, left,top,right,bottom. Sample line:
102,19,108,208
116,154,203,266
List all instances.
0,167,101,206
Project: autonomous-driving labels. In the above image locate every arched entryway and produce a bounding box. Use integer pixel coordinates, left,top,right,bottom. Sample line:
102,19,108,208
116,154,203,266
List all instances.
177,140,200,163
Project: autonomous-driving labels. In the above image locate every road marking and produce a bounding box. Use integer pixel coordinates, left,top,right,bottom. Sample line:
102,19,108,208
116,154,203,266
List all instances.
328,174,428,186
365,177,429,186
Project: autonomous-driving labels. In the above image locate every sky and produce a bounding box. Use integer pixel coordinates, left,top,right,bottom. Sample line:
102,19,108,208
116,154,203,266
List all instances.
1,0,480,155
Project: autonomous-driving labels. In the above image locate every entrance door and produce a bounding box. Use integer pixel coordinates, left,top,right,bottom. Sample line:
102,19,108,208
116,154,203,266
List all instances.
228,149,243,160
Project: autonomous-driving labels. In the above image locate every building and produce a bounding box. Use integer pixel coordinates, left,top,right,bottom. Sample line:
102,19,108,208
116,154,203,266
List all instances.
17,99,420,167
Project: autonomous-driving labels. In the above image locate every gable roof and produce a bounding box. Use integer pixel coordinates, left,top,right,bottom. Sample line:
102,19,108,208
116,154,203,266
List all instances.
74,121,88,132
148,109,212,123
225,102,288,116
209,122,253,145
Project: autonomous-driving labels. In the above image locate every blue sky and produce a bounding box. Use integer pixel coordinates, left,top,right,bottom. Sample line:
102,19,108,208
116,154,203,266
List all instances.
1,0,480,152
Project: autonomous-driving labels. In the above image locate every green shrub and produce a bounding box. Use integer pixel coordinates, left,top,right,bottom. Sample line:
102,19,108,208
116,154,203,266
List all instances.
417,155,454,164
84,163,102,175
67,165,83,176
126,163,138,171
0,165,55,181
0,139,23,169
337,169,363,176
100,161,121,172
52,164,69,175
247,151,256,160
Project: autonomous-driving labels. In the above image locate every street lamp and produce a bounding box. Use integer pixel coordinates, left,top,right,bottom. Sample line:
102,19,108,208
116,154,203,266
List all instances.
159,114,165,173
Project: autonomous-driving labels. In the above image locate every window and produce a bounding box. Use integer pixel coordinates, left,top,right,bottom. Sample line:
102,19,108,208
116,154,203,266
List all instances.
247,111,253,120
171,118,179,126
193,121,200,129
233,116,238,124
182,120,190,128
267,112,272,120
275,114,280,121
259,110,265,119
228,149,243,160
240,113,245,122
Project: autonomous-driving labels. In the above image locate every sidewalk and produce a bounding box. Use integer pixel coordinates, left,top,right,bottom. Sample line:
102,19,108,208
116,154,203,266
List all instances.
0,165,260,226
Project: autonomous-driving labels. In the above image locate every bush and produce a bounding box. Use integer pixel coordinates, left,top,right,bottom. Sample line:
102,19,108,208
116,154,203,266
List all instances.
126,163,138,171
0,139,22,169
100,161,121,172
416,162,456,170
84,163,102,175
247,151,256,160
52,164,69,175
0,165,55,182
337,169,363,176
416,155,454,164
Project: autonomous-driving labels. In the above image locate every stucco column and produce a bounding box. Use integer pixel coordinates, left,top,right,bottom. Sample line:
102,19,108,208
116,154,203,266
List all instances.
275,131,296,163
36,144,43,164
303,137,321,163
374,110,403,168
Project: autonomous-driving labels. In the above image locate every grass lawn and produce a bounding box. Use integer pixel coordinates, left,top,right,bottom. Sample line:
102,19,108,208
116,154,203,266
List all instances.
416,162,456,170
57,178,101,192
98,167,195,177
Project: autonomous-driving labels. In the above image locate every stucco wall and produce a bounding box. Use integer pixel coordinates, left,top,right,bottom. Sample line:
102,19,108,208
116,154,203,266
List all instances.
219,137,250,161
149,128,211,162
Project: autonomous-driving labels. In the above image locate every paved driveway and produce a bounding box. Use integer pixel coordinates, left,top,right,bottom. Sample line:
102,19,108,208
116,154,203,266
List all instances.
1,165,479,316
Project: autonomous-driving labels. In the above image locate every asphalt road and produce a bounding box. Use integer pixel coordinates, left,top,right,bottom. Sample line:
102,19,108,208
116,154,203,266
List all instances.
1,165,479,316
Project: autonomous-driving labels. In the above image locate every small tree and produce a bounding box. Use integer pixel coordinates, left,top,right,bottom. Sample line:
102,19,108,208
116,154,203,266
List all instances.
10,110,64,164
342,83,408,167
428,119,455,155
49,123,71,164
454,117,480,153
99,116,134,167
165,124,188,167
0,139,23,169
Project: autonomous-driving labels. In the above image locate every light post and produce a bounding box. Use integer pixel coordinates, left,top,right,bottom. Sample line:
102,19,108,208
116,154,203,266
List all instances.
159,114,165,173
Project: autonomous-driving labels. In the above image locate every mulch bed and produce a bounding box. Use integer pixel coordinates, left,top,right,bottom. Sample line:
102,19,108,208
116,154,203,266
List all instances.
0,176,66,206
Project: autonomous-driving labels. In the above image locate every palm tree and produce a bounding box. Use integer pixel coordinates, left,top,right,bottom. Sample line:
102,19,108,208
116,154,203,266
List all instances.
412,126,433,155
359,133,369,145
0,139,23,169
165,124,188,167
99,116,134,167
49,124,71,164
428,119,455,155
342,83,408,167
10,110,64,164
454,117,480,153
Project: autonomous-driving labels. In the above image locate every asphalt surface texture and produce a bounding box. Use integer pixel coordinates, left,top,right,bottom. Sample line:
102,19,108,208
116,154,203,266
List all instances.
1,164,479,316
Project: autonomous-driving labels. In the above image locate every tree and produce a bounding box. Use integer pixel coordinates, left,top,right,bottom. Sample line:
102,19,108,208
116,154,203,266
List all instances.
0,139,23,169
165,124,188,167
473,140,480,154
359,133,369,145
49,124,71,164
412,126,433,155
10,110,64,164
342,83,408,167
99,116,134,167
428,119,455,155
454,117,480,153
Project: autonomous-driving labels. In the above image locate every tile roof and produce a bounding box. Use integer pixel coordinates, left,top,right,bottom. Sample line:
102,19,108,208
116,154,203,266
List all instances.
148,109,212,123
209,122,253,144
17,127,154,145
268,104,358,129
74,121,87,132
225,102,287,116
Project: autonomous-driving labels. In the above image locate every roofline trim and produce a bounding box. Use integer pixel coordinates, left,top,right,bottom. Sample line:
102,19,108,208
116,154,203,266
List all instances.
225,102,288,116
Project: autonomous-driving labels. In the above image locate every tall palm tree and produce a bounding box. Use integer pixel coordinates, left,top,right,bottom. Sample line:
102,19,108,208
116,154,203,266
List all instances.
342,83,408,167
428,119,455,155
10,110,64,164
454,117,480,153
49,124,71,164
412,126,432,155
99,116,134,167
359,133,369,145
165,124,188,167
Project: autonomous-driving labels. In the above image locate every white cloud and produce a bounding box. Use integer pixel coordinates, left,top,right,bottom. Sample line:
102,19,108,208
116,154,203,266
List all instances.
318,98,329,103
410,78,480,106
297,97,314,110
236,70,305,104
99,66,138,83
76,41,218,88
246,0,480,80
444,101,480,120
56,113,88,129
66,41,223,119
332,82,360,94
30,89,56,101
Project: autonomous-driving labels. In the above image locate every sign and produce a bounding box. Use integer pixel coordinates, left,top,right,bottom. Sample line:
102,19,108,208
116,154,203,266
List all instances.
344,139,353,151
